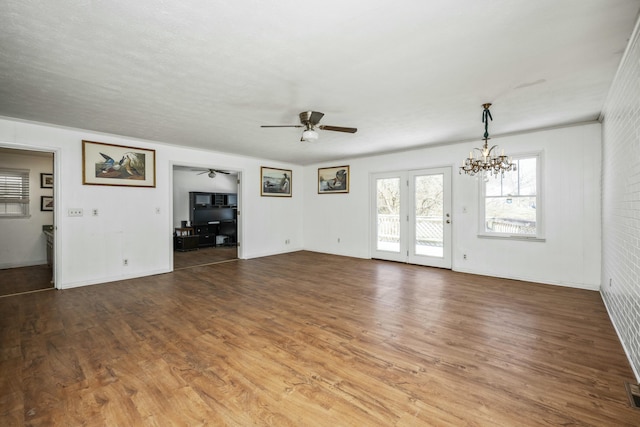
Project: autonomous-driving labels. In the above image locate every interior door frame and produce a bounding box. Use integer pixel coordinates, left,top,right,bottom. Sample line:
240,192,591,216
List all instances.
370,166,452,269
0,141,60,289
169,161,243,272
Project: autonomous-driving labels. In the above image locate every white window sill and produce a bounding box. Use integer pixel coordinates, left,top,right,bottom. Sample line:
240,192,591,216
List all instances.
477,234,546,242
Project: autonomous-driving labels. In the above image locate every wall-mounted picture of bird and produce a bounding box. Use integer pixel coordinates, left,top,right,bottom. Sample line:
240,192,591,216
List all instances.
82,140,156,187
318,165,349,193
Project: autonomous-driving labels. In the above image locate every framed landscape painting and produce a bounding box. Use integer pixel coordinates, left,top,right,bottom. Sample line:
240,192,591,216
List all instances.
82,140,156,187
261,167,292,197
318,165,349,193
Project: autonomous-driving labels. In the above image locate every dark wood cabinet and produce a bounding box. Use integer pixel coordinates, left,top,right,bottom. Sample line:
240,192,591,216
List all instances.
194,224,217,247
174,235,199,251
189,192,238,248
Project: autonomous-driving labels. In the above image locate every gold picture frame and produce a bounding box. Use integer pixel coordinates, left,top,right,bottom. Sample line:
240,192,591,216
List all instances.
82,140,156,187
318,165,349,193
261,166,292,197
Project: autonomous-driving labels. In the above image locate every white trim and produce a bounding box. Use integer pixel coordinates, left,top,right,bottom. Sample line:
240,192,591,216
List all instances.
0,141,61,289
477,234,546,242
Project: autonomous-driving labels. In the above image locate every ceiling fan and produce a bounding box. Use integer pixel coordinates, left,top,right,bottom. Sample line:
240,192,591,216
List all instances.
261,111,357,141
194,168,230,178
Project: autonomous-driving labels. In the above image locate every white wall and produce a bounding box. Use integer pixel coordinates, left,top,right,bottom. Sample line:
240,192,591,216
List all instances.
172,168,238,228
0,149,54,268
601,16,640,381
0,117,303,289
303,122,602,290
0,116,603,292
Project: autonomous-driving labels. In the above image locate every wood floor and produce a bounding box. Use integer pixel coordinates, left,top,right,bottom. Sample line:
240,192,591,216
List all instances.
173,246,237,270
1,251,638,426
0,264,53,298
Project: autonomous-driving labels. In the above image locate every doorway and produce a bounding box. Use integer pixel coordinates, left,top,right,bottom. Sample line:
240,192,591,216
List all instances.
371,167,452,268
0,147,56,297
172,164,240,269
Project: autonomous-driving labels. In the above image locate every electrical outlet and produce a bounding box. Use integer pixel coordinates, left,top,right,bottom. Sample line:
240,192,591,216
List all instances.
123,259,128,266
92,209,98,216
463,254,467,260
155,207,160,214
68,208,83,217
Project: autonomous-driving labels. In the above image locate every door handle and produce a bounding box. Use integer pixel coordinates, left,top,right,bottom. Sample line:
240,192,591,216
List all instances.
446,219,451,224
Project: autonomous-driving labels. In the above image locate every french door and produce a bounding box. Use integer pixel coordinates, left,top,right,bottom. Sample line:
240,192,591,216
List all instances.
371,167,452,268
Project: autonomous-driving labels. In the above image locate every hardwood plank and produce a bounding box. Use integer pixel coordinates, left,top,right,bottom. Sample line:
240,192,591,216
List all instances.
0,265,53,297
0,251,638,426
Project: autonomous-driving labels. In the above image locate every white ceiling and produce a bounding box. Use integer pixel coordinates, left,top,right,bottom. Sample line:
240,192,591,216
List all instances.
1,1,639,165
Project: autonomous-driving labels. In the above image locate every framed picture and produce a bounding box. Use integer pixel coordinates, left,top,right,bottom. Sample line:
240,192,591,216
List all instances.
318,165,349,193
40,173,53,188
82,140,156,187
41,196,54,211
261,167,292,197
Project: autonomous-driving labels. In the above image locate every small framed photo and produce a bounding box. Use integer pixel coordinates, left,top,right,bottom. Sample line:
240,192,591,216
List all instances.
261,167,292,197
318,165,349,193
82,140,156,187
41,196,54,211
40,173,53,188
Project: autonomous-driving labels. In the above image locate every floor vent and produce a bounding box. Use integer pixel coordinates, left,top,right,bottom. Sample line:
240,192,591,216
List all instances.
625,382,640,409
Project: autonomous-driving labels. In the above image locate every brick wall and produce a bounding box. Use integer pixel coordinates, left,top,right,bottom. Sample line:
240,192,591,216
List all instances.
601,18,640,381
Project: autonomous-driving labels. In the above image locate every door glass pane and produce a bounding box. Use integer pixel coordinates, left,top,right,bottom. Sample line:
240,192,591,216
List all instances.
415,174,444,257
376,177,400,252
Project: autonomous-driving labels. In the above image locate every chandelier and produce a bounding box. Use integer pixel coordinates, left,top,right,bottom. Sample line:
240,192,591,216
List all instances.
459,103,516,178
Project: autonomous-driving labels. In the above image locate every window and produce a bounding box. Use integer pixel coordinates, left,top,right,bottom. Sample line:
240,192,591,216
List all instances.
0,168,30,217
480,154,542,238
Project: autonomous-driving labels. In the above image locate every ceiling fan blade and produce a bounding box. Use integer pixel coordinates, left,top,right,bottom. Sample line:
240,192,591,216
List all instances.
319,125,358,133
197,171,208,175
260,125,304,128
215,170,230,174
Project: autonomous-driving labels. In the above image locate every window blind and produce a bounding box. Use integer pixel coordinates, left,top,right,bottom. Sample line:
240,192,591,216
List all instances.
0,168,30,217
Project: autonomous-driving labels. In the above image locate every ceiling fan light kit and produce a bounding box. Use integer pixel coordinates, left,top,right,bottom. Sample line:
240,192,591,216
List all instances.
261,111,357,141
459,103,516,179
301,129,319,142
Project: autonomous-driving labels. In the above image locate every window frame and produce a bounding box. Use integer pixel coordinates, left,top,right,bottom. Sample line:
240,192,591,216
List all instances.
478,151,544,241
0,168,31,218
